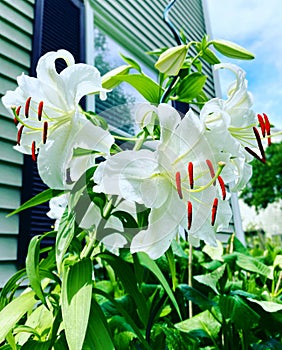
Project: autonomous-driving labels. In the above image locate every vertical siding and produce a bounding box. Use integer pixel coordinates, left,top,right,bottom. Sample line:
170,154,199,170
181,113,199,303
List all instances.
0,0,34,286
91,0,215,99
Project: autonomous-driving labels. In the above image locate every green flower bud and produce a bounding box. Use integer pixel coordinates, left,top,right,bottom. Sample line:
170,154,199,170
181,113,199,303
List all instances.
102,65,130,89
211,39,255,60
155,45,188,76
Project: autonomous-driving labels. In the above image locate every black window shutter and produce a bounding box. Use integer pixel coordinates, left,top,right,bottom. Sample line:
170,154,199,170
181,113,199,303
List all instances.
17,0,86,267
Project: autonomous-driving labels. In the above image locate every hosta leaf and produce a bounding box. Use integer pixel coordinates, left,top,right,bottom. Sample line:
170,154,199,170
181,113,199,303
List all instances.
247,299,282,313
219,295,260,330
193,264,226,294
62,258,93,350
0,291,36,343
175,310,221,339
236,253,272,279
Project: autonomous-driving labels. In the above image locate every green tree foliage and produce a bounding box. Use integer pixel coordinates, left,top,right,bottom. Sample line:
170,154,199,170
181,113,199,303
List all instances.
240,141,282,211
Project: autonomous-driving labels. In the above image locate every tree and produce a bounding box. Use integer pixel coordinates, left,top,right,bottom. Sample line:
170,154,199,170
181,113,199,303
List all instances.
240,141,282,211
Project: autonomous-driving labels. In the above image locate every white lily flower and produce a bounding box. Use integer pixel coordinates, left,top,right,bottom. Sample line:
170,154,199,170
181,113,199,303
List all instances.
200,63,257,191
94,104,232,259
2,49,114,189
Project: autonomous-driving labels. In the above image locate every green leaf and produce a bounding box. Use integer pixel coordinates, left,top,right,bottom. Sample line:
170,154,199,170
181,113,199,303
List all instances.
193,264,226,294
176,72,207,102
203,240,224,262
165,246,177,291
211,39,255,60
236,253,272,278
7,189,64,217
83,298,115,350
112,74,163,103
120,53,142,73
21,340,52,350
0,291,36,343
62,258,93,350
146,47,168,56
175,310,221,339
219,294,260,330
137,252,181,320
247,299,282,313
178,285,216,310
26,236,46,305
55,210,76,271
98,252,149,326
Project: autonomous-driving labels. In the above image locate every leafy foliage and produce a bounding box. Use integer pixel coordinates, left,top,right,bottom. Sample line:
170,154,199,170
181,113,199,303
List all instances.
240,142,282,210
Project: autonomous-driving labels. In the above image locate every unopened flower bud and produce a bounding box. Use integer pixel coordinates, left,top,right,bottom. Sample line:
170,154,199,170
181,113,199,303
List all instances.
155,45,188,76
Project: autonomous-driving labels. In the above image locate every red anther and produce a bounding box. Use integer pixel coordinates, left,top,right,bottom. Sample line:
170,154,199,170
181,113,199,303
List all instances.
31,141,37,161
42,121,48,144
38,101,44,121
17,125,24,145
13,117,19,126
188,162,194,189
253,127,266,161
25,97,31,118
187,201,192,230
257,114,265,137
175,171,183,199
263,113,271,145
211,198,219,226
16,106,21,116
206,159,216,185
217,176,226,200
245,147,266,164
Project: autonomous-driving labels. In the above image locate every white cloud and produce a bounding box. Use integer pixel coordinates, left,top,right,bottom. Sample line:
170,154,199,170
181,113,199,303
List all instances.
206,0,282,129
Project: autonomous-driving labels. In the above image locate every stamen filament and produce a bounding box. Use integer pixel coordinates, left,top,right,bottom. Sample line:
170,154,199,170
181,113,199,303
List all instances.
245,146,266,163
175,171,183,199
217,176,226,200
188,162,194,189
211,198,218,226
187,201,192,230
17,125,24,145
25,97,31,118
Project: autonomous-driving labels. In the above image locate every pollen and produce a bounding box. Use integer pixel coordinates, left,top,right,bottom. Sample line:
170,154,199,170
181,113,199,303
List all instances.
263,113,271,146
17,125,24,145
211,198,218,226
188,162,194,189
187,201,192,230
25,97,31,118
175,171,183,199
217,176,226,200
16,106,21,117
38,101,44,121
43,121,48,144
253,126,266,161
257,114,266,137
206,159,216,185
31,141,37,161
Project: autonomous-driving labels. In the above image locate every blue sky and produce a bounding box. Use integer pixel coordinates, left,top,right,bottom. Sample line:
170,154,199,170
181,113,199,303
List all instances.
206,0,282,129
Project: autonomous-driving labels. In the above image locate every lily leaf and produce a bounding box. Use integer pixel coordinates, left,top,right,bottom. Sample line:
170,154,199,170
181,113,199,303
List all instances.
193,264,226,294
112,74,163,103
176,72,206,102
0,291,36,343
61,258,93,350
247,299,282,313
7,189,64,217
